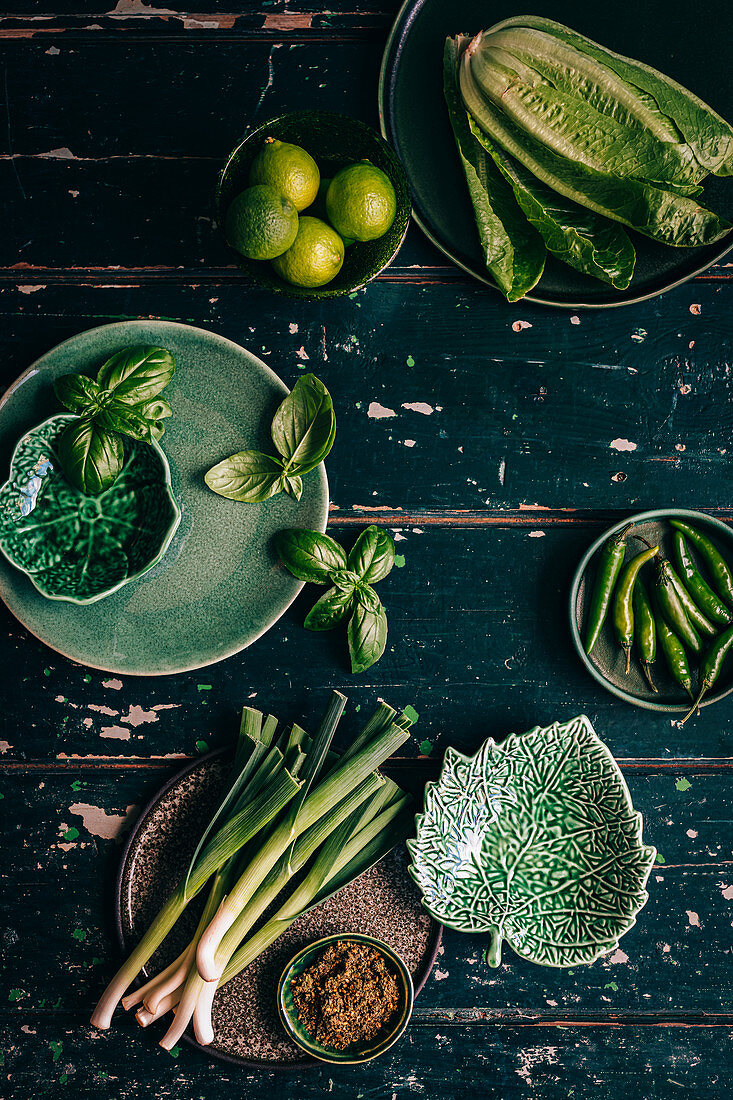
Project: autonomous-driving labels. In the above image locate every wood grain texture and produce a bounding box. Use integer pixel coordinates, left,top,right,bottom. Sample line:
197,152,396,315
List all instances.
0,1,731,1096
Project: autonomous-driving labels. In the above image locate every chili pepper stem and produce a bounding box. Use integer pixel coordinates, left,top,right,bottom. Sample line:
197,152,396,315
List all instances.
623,645,631,675
681,683,709,725
633,535,654,550
641,662,657,692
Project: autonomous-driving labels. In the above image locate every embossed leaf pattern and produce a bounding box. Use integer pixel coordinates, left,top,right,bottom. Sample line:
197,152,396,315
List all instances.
408,715,656,968
0,415,180,603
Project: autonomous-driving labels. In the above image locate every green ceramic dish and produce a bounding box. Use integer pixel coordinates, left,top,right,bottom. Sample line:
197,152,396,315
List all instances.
408,715,656,968
216,111,412,299
0,321,329,675
569,508,733,712
0,414,181,605
277,934,414,1064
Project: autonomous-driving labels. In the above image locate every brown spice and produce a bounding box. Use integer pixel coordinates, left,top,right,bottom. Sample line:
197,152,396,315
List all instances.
290,940,401,1051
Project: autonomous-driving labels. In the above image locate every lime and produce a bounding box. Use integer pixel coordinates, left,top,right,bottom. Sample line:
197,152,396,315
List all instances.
272,217,345,288
249,138,320,212
326,163,397,242
225,185,298,260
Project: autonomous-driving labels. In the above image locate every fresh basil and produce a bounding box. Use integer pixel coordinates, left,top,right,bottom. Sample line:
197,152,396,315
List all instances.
53,345,175,496
348,597,388,674
54,374,103,417
274,528,347,583
58,418,124,496
96,345,175,407
281,473,303,501
276,526,397,673
271,374,336,475
204,451,284,503
205,374,336,505
304,586,354,631
348,525,395,584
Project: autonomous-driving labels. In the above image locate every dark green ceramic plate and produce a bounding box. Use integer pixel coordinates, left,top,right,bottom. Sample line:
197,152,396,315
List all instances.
278,934,414,1064
379,0,733,307
216,111,412,299
570,509,733,712
0,321,328,675
0,414,180,605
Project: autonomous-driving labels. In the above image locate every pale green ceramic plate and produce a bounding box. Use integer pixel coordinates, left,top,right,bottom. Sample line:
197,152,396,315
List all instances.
0,321,329,675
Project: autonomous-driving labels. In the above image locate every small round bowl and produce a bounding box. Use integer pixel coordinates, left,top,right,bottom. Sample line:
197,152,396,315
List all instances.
570,508,733,712
216,111,411,299
277,933,414,1064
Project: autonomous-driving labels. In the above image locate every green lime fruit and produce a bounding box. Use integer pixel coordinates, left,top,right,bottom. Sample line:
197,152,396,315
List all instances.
272,216,345,288
249,138,320,212
224,185,299,260
325,163,397,242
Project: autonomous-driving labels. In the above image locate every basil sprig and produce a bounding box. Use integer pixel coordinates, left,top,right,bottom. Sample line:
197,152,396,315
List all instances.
275,525,396,673
204,374,335,504
54,345,175,496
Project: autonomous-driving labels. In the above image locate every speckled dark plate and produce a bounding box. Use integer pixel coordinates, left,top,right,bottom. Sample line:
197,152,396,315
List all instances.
570,509,733,711
116,751,441,1069
216,111,412,299
379,0,733,307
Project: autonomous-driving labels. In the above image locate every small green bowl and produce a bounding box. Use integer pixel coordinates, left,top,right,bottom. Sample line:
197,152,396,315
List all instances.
216,111,412,299
277,933,414,1064
569,508,733,712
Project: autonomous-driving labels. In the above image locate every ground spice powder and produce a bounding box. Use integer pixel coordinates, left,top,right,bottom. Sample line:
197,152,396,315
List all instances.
291,940,401,1050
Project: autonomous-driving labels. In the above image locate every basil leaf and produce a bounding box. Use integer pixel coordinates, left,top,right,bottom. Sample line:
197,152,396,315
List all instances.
282,474,303,501
355,582,381,613
274,528,347,583
97,402,156,444
348,596,388,674
204,451,284,503
329,568,361,592
138,397,172,422
304,586,354,631
348,525,395,584
96,345,175,407
270,374,336,475
58,419,124,496
54,374,103,416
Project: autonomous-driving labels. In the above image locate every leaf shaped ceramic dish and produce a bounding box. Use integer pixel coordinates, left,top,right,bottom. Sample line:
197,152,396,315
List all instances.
0,414,181,604
408,715,656,968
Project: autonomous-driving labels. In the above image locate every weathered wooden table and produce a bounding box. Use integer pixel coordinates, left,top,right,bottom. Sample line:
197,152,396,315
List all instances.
1,3,731,1097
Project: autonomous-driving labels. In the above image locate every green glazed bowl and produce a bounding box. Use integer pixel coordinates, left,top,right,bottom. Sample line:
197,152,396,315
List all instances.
569,508,733,712
277,933,414,1064
216,111,412,299
0,413,181,605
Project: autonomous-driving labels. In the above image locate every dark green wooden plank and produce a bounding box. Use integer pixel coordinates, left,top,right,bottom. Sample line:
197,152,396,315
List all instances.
1,767,730,1016
0,524,731,759
1,1017,730,1098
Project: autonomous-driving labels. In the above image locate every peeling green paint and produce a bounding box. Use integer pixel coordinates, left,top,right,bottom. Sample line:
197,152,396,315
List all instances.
675,777,692,792
406,354,415,367
656,852,666,864
604,981,618,991
419,739,433,756
196,740,209,754
394,553,406,568
70,780,83,792
8,988,25,1001
49,1040,63,1062
63,827,79,842
72,928,86,942
197,684,212,691
168,1045,181,1058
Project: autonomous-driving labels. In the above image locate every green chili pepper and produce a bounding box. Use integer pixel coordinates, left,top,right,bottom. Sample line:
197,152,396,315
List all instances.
672,530,733,626
613,544,659,674
632,578,657,692
670,520,733,607
681,625,733,725
667,563,716,638
584,522,634,656
655,613,694,699
654,558,703,655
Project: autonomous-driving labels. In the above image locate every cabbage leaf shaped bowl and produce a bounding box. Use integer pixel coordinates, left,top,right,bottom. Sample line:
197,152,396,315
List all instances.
0,414,181,605
408,715,656,968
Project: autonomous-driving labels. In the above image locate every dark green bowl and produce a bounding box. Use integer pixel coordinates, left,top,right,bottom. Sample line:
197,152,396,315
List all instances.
216,111,412,299
277,933,414,1063
569,508,733,713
